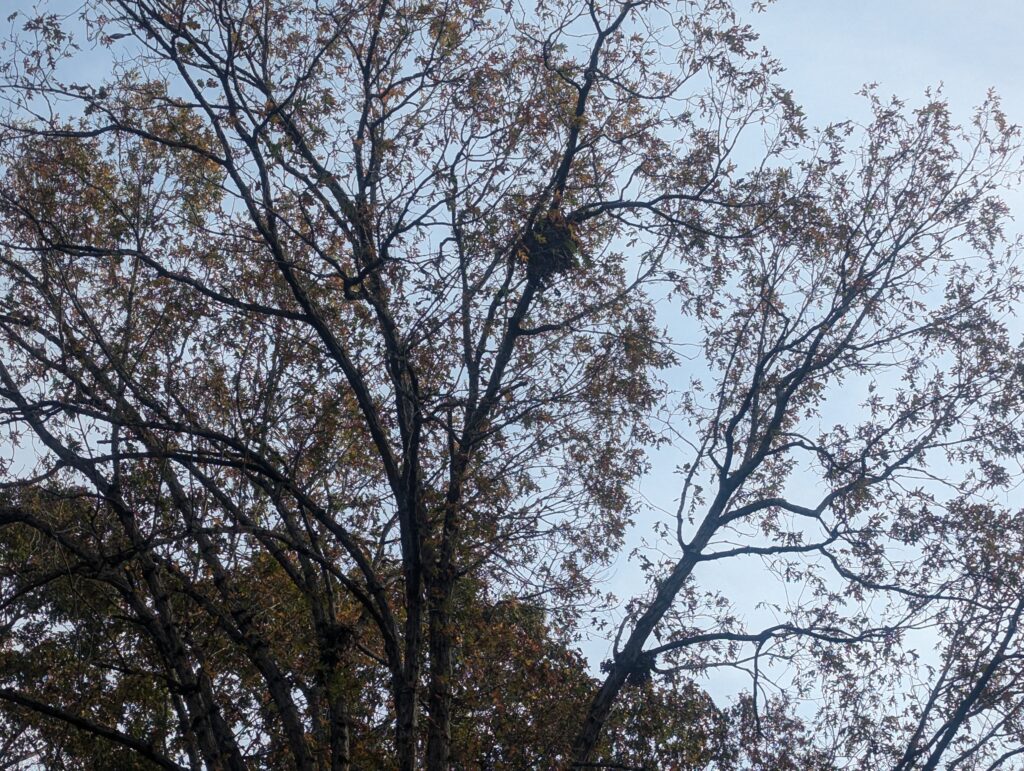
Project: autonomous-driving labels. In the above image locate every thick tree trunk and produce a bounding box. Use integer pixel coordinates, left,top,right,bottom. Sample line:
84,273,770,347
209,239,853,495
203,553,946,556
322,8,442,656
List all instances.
425,456,469,771
327,684,351,771
317,625,352,771
570,507,725,765
394,674,419,771
426,578,455,770
570,572,689,765
394,542,423,771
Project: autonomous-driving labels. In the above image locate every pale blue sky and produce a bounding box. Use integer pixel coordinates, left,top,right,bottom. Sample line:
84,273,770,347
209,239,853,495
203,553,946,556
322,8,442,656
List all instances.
759,0,1024,125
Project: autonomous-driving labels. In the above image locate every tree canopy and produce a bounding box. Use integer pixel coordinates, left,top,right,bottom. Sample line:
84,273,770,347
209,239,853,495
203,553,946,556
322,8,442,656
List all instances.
1,1,1024,768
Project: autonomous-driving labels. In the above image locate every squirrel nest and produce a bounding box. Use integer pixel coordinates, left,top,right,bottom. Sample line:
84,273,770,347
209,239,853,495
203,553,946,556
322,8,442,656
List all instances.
517,207,581,287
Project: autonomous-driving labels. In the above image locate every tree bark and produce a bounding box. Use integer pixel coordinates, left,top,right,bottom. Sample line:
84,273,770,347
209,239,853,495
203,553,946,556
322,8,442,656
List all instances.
570,503,726,765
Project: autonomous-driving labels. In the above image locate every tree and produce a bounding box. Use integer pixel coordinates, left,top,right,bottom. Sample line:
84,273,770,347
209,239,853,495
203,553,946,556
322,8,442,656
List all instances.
0,0,1023,768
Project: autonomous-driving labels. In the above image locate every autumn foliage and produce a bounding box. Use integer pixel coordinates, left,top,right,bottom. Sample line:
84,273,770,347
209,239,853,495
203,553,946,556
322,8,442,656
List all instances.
1,1,1024,769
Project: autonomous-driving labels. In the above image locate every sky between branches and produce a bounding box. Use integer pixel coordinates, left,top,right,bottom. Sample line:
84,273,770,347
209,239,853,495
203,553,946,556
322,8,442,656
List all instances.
6,0,1023,703
597,0,1024,696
